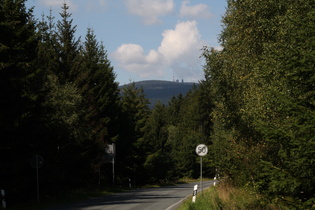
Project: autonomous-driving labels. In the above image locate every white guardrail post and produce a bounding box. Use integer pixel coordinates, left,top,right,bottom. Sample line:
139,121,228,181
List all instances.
192,184,198,203
1,189,6,209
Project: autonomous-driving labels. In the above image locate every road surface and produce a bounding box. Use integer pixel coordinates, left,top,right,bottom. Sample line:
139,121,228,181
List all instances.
46,180,214,210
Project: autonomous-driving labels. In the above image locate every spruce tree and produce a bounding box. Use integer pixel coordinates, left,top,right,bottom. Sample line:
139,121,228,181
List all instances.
118,82,150,185
78,28,121,184
55,2,81,83
35,3,91,190
142,102,173,183
79,28,120,142
0,0,41,201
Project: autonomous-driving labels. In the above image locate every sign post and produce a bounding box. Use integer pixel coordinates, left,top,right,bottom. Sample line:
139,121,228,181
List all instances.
30,155,44,204
195,144,208,194
105,143,116,187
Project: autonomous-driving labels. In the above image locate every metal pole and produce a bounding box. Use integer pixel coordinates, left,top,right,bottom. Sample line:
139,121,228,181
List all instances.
112,143,115,187
36,155,39,204
200,156,203,194
98,165,101,186
112,156,115,187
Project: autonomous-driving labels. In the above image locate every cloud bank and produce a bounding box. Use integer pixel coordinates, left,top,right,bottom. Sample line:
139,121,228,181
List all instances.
112,21,205,82
124,0,174,25
179,0,212,19
39,0,76,8
39,0,108,11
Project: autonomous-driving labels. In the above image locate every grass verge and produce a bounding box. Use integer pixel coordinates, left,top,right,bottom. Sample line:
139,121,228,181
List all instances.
177,181,289,210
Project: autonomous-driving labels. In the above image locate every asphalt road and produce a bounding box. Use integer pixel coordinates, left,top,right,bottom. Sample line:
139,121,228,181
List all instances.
46,180,214,210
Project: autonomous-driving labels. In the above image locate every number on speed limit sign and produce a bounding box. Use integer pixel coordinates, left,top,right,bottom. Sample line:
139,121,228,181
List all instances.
196,144,208,156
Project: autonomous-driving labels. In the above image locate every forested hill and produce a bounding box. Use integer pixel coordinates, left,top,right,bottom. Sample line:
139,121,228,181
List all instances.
120,80,197,107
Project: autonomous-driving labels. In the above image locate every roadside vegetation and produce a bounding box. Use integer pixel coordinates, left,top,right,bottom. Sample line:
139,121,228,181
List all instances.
179,181,292,210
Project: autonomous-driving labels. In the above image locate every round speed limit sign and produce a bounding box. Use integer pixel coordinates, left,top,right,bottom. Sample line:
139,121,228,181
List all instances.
196,144,208,156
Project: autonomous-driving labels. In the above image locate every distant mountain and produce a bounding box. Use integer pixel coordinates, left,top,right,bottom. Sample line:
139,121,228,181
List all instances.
120,80,197,107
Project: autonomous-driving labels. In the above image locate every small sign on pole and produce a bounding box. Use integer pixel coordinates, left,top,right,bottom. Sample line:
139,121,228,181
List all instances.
196,144,208,194
105,144,116,158
105,143,116,187
195,144,208,157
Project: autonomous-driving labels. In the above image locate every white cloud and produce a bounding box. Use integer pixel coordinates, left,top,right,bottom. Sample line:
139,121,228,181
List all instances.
124,0,174,25
39,0,109,14
159,21,205,81
158,21,202,61
180,0,211,19
99,0,107,7
112,21,205,82
112,44,164,78
39,0,77,9
86,0,108,12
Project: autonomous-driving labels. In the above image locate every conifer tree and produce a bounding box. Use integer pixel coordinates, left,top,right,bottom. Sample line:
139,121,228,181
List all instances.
0,0,41,200
0,0,38,137
80,28,120,142
35,3,93,190
55,3,81,83
142,102,173,182
78,28,121,184
118,83,150,184
37,5,83,146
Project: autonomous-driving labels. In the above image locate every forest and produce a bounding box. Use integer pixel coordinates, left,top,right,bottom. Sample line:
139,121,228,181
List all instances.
0,0,314,208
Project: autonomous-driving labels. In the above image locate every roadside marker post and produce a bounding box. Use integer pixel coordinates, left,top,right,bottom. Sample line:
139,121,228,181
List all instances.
192,185,198,203
1,189,6,208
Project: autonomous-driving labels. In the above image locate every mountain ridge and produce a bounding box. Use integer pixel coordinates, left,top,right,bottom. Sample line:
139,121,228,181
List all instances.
120,80,197,107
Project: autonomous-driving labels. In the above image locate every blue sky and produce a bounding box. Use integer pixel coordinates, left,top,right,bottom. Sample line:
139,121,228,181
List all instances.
26,0,227,85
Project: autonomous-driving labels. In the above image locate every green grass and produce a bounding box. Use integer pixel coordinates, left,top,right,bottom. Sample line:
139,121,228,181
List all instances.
178,181,289,210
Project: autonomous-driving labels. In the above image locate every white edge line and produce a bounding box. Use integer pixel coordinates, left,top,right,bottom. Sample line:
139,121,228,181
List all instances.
165,194,190,210
165,182,214,210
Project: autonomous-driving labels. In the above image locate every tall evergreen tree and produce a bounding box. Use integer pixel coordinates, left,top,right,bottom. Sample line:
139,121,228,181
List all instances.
143,102,173,183
36,4,83,145
118,83,150,185
55,3,81,83
78,28,121,184
0,0,38,138
35,3,96,191
79,28,120,142
167,86,212,179
0,0,41,201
